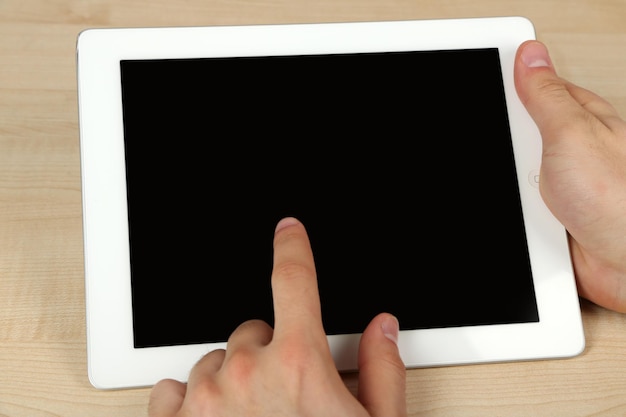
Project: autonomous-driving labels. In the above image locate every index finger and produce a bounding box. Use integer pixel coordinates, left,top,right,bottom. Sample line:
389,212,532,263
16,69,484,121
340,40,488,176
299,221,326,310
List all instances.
270,217,325,339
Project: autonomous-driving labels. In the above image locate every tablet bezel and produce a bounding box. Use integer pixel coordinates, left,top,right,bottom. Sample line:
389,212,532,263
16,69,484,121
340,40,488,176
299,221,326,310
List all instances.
76,16,585,390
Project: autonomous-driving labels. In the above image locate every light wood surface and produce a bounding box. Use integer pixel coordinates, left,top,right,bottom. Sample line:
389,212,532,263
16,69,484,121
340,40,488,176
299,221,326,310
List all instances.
1,1,626,416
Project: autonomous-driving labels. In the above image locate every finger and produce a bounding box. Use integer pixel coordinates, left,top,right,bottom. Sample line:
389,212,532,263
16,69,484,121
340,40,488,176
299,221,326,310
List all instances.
186,348,226,392
357,313,407,417
224,319,274,355
148,378,187,417
563,80,623,130
270,217,324,339
513,40,607,146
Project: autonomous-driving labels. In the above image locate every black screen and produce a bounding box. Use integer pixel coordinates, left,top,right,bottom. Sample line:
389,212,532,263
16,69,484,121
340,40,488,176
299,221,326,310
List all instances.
120,49,539,348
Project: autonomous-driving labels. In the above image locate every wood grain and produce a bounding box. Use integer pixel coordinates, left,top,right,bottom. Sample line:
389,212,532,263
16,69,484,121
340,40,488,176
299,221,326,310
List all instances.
1,0,625,415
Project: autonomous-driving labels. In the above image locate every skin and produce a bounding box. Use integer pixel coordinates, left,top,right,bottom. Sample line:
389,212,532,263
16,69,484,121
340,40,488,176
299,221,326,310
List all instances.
148,217,407,417
149,40,626,416
514,40,626,313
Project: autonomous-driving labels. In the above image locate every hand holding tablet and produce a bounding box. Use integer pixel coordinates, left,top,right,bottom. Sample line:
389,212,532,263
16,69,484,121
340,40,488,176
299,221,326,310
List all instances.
514,40,626,315
77,16,587,390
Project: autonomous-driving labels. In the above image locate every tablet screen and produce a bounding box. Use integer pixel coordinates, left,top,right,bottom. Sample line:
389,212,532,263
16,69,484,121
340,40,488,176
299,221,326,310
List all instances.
120,48,539,349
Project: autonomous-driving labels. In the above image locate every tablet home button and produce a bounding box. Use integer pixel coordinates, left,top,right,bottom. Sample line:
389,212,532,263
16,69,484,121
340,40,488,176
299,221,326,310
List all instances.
528,169,540,188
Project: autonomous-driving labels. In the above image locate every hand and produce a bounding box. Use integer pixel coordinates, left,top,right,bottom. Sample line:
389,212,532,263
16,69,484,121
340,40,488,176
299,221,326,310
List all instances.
514,40,626,312
148,217,407,417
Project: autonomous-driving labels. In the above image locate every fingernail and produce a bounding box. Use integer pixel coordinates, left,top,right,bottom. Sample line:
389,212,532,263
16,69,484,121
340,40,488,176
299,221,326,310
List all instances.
382,315,399,345
275,217,300,233
521,41,552,68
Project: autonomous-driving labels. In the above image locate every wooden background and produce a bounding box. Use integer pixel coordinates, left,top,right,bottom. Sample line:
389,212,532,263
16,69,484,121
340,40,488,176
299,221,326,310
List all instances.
1,1,625,416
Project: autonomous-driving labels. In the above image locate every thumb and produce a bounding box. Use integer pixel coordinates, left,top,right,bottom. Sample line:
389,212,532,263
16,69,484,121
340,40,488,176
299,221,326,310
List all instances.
357,313,407,417
515,39,622,145
514,40,594,150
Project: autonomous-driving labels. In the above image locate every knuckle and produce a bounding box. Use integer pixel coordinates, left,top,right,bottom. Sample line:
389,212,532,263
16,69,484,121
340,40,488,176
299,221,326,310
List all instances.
533,76,570,102
234,319,269,333
183,379,223,416
224,347,259,384
273,261,315,282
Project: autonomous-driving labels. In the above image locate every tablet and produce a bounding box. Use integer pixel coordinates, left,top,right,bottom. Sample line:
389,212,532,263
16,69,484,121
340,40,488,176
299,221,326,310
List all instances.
76,16,585,390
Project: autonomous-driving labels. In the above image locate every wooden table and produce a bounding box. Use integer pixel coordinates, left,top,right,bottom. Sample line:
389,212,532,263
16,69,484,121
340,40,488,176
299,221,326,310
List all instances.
1,1,625,415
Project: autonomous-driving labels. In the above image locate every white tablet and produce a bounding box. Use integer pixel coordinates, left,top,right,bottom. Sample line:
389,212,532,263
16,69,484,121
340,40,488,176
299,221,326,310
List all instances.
76,16,585,390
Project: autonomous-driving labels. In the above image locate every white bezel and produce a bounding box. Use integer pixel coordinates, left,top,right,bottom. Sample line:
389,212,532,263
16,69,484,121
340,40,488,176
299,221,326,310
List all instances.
77,17,585,390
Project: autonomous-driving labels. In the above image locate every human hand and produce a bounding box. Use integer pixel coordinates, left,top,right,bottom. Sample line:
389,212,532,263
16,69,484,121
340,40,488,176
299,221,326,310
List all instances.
514,40,626,312
148,217,407,417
